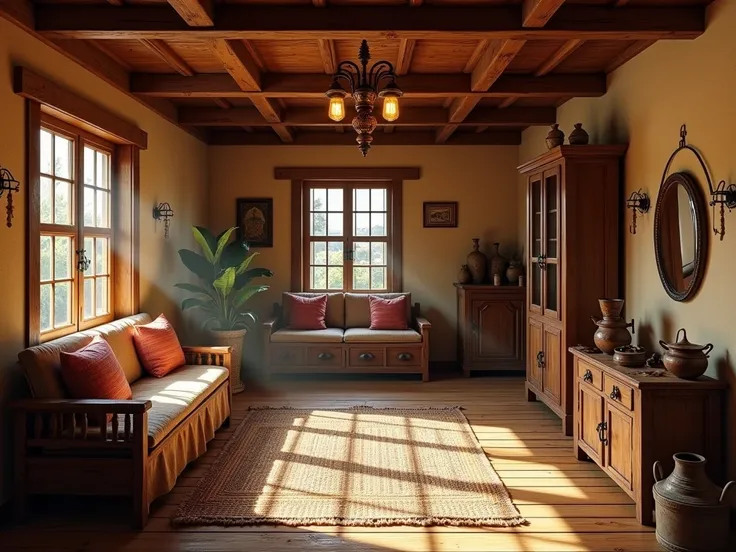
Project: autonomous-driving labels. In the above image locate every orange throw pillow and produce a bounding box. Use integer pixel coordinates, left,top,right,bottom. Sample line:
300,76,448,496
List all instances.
286,293,328,330
369,295,409,330
133,314,186,377
60,336,132,403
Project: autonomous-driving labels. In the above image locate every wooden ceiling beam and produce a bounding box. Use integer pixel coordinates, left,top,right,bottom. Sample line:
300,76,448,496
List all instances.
317,39,336,74
166,0,213,26
207,38,261,90
212,98,232,109
535,38,583,76
522,0,566,28
498,97,518,109
249,97,294,142
140,39,194,76
605,39,656,73
35,6,706,41
130,73,606,99
396,39,416,76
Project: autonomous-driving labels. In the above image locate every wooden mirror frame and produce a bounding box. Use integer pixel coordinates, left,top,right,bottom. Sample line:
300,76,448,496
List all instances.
653,172,708,302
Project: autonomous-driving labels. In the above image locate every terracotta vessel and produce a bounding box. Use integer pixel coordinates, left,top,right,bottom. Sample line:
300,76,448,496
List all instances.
613,345,646,367
466,238,487,284
457,265,472,284
489,242,508,283
506,260,524,285
545,124,565,149
591,298,634,355
209,328,247,393
568,123,590,145
653,453,734,552
659,329,713,379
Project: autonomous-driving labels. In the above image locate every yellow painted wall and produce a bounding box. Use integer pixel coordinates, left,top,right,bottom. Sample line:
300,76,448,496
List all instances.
208,145,522,364
519,0,736,475
0,19,209,503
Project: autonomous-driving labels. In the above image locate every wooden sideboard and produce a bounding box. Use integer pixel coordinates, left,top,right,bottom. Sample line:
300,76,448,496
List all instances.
570,348,725,526
455,284,525,376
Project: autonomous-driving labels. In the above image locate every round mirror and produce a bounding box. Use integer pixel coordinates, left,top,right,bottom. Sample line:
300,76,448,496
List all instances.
654,172,708,301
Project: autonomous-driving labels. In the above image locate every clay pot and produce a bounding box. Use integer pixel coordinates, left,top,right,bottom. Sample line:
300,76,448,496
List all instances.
457,265,472,285
659,329,713,379
466,238,487,285
591,298,634,355
506,260,524,285
545,124,564,149
489,242,508,283
568,123,589,145
613,345,646,367
653,453,734,552
208,328,247,394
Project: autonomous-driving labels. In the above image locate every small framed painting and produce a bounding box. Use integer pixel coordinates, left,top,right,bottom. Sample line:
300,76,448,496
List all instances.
423,202,458,228
236,198,274,247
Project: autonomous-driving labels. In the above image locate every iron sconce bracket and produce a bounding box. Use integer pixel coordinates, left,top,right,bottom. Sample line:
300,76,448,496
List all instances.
153,202,174,238
626,189,650,235
0,166,20,228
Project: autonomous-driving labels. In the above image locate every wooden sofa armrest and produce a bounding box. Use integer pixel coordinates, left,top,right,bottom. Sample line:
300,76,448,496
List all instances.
262,314,280,333
11,398,151,414
415,317,431,331
182,346,232,370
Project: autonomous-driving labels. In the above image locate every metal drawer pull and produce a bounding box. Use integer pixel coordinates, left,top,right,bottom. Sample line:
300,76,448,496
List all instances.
397,353,412,361
536,351,545,368
609,386,621,401
317,352,333,360
596,421,608,445
583,369,593,383
359,353,375,361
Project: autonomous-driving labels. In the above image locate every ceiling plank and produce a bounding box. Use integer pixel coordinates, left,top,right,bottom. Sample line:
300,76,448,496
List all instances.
396,39,416,76
522,0,566,28
212,98,231,109
317,39,336,74
272,124,295,142
130,73,606,99
140,39,194,76
464,40,488,73
166,0,213,26
498,97,517,109
207,38,261,90
88,40,133,71
605,39,656,73
35,6,706,41
535,38,583,76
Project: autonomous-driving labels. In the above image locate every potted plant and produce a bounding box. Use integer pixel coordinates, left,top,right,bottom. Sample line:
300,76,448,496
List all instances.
175,226,272,393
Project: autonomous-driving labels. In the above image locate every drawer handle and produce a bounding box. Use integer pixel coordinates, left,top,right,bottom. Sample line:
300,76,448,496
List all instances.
583,369,593,383
536,351,545,369
609,386,621,401
359,353,375,361
317,352,333,361
596,421,608,445
397,353,412,361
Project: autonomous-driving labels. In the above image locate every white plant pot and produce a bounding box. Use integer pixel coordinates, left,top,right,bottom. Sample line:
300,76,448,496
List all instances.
208,328,247,394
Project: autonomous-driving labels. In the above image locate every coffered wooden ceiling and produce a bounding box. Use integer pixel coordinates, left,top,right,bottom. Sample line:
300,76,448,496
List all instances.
0,0,710,146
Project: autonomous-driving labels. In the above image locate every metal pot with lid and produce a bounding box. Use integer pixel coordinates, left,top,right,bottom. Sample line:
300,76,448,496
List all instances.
659,328,713,379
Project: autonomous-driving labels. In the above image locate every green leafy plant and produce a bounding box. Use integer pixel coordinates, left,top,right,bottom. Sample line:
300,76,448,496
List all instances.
175,226,272,331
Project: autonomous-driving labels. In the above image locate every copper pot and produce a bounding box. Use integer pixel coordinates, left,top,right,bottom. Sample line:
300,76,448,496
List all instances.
591,299,634,355
659,328,713,380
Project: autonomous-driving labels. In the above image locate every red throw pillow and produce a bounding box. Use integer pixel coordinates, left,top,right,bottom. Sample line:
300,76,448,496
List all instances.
133,314,186,377
60,336,132,403
369,295,408,330
287,293,328,330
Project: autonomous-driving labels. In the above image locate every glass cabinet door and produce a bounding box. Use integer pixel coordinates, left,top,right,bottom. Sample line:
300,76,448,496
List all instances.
542,168,561,320
528,174,543,314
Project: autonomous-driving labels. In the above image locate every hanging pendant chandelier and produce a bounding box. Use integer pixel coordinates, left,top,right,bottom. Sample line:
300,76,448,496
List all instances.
325,40,403,157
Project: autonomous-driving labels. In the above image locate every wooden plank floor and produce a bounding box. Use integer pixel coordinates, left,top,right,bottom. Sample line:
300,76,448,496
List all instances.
2,375,666,552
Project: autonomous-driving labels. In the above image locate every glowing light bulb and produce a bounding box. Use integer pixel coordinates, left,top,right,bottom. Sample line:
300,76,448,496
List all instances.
382,96,400,122
328,96,345,122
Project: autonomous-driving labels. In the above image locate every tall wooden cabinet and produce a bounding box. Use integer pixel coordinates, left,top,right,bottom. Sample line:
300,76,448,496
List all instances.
455,284,525,376
518,145,627,435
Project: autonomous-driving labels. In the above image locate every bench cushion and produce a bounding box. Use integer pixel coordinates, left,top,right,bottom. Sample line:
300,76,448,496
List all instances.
343,328,422,343
345,293,411,329
271,328,345,343
130,364,228,448
282,292,345,328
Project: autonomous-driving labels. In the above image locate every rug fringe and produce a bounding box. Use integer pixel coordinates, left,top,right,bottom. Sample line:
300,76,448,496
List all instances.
172,514,528,528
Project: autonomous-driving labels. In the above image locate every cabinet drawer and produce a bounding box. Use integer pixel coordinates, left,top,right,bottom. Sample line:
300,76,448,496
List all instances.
577,359,603,391
604,376,634,411
306,346,342,367
271,346,304,366
348,347,385,367
386,346,422,367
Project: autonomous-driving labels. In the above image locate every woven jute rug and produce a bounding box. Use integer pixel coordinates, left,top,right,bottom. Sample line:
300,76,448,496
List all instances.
173,406,526,527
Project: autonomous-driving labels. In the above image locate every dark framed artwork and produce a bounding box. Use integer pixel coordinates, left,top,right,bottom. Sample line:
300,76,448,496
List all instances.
423,202,458,228
236,198,274,247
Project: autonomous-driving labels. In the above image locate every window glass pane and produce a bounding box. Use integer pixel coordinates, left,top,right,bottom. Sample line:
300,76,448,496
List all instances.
40,284,52,332
311,213,326,236
55,236,71,280
54,135,72,179
311,188,326,211
95,238,108,275
327,242,343,265
371,189,386,211
96,151,109,189
371,267,386,290
327,213,342,236
40,236,53,282
54,281,72,327
311,241,326,265
354,189,370,211
54,180,72,225
96,276,109,316
312,266,327,289
40,130,53,175
96,190,109,228
84,187,95,227
84,237,94,277
40,177,53,224
354,213,370,236
353,267,369,290
327,188,343,212
354,242,370,265
327,267,343,290
84,147,95,186
371,213,386,236
371,242,385,265
84,279,94,320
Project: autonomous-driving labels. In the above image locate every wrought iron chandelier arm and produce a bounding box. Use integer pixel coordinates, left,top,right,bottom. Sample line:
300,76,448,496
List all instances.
368,61,396,88
335,61,362,92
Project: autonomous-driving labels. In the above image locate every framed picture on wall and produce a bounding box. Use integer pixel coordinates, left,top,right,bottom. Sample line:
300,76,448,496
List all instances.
423,202,458,228
236,198,274,247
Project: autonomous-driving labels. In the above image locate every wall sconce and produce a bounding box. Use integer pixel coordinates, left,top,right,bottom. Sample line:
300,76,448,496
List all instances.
153,202,174,238
0,165,20,228
709,180,736,241
625,189,650,235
